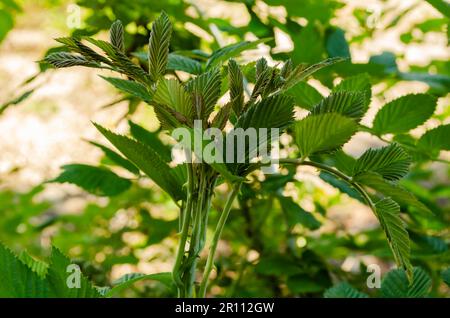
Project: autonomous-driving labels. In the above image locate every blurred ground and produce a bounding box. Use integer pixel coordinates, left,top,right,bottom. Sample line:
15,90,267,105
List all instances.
0,3,129,192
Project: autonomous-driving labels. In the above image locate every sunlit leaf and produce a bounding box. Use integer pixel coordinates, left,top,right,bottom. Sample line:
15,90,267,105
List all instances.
372,94,437,135
352,144,411,181
148,12,172,81
294,113,358,157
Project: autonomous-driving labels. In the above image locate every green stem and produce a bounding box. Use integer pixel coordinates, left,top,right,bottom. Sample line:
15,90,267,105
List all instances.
172,163,194,297
184,166,206,297
277,159,377,211
199,183,241,297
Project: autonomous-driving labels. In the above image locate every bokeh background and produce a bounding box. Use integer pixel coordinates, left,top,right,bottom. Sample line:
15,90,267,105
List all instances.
0,0,449,297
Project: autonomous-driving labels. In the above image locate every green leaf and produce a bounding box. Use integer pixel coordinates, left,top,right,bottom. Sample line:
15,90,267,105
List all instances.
167,53,202,75
229,94,294,175
206,38,271,69
374,198,412,277
417,124,450,157
0,9,14,43
109,20,124,52
352,144,411,181
94,123,184,201
320,172,363,202
372,94,437,135
228,59,244,115
211,102,231,130
291,23,324,64
282,57,345,91
50,164,131,196
425,0,450,18
128,121,172,162
236,94,294,130
294,113,358,157
381,267,431,298
324,282,369,298
153,78,193,119
0,243,49,297
18,251,48,278
186,68,221,120
310,91,367,121
148,11,172,81
46,247,101,298
285,82,323,110
251,58,272,100
106,272,173,297
84,37,152,85
410,232,448,254
326,28,351,59
0,89,34,115
277,195,321,230
58,37,111,66
329,150,356,175
354,172,431,214
88,140,139,174
44,52,100,68
100,76,152,103
333,73,371,110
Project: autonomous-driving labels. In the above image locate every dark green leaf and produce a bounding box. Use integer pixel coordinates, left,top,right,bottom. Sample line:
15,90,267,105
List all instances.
167,53,202,75
228,59,244,115
128,121,172,162
326,28,351,59
88,140,139,174
277,195,321,230
94,123,184,201
354,172,431,215
206,38,271,69
100,76,152,103
109,20,124,52
381,267,431,298
148,12,172,81
285,82,323,110
50,164,131,196
374,198,412,277
186,68,221,120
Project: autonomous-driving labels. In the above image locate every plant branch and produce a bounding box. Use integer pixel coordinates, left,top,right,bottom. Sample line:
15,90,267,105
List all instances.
198,182,241,297
279,159,377,212
172,163,194,296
